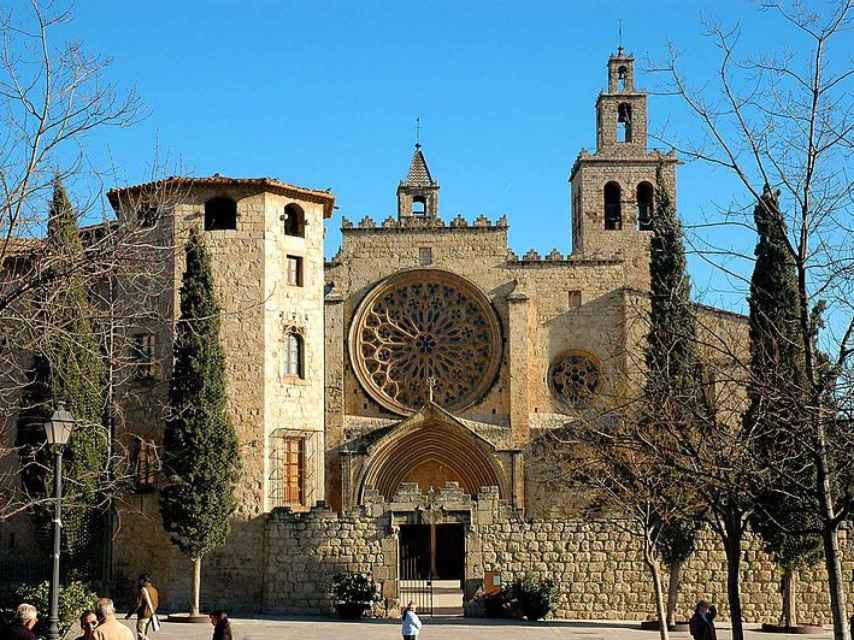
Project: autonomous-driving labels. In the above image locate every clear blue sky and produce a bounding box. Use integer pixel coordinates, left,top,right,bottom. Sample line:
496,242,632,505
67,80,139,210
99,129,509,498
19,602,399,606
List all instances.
42,2,806,312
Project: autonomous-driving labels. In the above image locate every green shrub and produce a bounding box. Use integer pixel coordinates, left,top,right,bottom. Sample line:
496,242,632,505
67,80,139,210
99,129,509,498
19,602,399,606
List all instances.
331,572,382,604
508,574,558,621
14,580,98,639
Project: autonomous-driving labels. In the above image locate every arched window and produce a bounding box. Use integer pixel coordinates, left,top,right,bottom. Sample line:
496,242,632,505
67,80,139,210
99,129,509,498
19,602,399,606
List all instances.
604,182,622,230
284,331,304,378
284,203,305,237
204,197,237,231
412,196,426,216
617,66,627,92
636,182,654,231
617,103,632,143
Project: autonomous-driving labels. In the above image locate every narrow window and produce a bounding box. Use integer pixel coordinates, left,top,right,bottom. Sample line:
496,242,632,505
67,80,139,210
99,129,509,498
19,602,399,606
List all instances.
617,103,632,143
637,182,654,231
412,196,426,216
284,203,305,237
134,439,158,492
568,290,582,309
617,66,627,92
604,182,622,230
284,331,304,378
286,255,303,287
204,197,237,231
131,333,156,379
270,435,304,507
140,206,159,228
419,247,432,266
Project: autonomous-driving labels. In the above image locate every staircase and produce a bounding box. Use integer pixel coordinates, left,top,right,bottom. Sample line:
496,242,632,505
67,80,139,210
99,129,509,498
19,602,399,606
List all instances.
399,579,464,616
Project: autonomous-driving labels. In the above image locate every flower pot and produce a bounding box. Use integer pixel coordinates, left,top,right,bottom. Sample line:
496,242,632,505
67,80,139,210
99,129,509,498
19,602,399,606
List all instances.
335,602,368,619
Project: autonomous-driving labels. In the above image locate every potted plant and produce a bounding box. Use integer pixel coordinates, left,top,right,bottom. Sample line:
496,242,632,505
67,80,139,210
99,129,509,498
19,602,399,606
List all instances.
331,572,381,619
507,574,558,621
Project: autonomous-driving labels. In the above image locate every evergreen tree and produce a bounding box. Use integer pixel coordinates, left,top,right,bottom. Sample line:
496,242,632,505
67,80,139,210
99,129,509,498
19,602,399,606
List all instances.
160,229,240,617
18,178,107,575
745,186,822,628
642,163,705,626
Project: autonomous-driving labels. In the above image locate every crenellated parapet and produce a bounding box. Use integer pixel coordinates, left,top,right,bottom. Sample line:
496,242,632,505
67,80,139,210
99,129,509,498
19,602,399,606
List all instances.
340,213,510,231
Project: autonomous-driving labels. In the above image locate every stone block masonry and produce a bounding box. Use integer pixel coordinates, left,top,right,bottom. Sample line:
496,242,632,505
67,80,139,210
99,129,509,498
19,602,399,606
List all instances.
262,490,853,624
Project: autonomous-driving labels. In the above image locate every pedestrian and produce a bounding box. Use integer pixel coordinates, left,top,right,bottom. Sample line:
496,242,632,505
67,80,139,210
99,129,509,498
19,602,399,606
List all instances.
208,611,233,640
401,601,422,640
92,598,133,640
75,610,99,640
0,604,38,640
124,574,159,640
689,600,717,640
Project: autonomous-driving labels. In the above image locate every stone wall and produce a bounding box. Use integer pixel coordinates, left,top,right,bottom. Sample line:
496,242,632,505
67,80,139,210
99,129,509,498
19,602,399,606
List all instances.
262,488,853,624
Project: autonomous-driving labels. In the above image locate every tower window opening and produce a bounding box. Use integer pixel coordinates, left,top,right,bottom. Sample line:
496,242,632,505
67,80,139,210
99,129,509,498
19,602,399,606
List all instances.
204,196,237,231
284,330,305,379
604,182,622,230
412,196,427,216
617,66,627,92
617,103,632,143
637,182,654,231
284,203,305,237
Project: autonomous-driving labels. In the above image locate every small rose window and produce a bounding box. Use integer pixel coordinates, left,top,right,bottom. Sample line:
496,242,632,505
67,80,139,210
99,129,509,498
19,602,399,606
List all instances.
550,352,601,407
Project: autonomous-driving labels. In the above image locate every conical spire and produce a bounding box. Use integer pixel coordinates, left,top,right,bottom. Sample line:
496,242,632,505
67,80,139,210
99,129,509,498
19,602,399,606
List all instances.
404,144,435,187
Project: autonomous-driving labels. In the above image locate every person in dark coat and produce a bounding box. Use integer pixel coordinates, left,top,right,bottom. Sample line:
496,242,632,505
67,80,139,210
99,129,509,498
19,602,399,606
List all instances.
689,600,717,640
209,611,233,640
1,604,38,640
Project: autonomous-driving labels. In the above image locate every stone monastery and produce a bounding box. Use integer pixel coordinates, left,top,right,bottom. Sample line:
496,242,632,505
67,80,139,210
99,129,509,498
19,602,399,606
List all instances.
5,49,851,622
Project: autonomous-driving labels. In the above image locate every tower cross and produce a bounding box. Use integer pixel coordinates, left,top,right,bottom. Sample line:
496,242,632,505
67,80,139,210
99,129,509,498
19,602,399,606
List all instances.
426,376,437,403
618,19,623,51
415,115,422,148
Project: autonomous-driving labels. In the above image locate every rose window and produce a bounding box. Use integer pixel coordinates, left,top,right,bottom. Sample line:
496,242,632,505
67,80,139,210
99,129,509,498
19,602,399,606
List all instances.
349,269,502,415
550,352,601,407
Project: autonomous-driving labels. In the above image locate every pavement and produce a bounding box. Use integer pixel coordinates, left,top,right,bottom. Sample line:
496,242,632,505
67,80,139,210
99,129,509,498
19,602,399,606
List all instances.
101,616,837,640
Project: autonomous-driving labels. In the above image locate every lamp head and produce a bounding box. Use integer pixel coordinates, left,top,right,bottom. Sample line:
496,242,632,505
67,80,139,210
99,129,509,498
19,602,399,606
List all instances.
45,401,75,450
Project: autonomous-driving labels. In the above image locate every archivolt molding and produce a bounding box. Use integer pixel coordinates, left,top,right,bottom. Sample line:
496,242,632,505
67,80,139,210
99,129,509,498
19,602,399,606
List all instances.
357,403,506,503
348,268,502,415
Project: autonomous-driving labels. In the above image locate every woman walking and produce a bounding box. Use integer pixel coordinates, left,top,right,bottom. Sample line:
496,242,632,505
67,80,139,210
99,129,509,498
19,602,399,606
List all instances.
401,601,422,640
209,611,233,640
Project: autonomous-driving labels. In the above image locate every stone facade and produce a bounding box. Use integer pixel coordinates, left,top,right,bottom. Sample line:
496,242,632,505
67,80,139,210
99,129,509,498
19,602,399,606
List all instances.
262,483,854,624
3,48,839,625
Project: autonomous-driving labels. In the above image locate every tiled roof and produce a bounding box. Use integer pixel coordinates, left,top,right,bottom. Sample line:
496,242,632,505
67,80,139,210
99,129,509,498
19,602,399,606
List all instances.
107,175,335,219
2,237,42,256
404,145,435,186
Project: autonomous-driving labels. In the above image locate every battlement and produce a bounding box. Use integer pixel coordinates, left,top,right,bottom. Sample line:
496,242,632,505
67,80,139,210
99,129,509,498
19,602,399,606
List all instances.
341,213,508,231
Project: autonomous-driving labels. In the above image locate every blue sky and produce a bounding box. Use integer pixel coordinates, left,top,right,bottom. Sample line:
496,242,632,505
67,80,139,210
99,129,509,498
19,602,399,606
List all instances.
31,1,823,313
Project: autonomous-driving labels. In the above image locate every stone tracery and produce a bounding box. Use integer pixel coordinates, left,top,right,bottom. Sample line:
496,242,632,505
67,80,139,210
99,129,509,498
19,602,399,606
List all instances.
349,269,501,414
549,352,601,408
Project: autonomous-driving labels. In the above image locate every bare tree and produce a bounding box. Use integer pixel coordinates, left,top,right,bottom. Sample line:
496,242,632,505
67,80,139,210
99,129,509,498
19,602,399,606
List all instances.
0,1,179,537
651,3,854,638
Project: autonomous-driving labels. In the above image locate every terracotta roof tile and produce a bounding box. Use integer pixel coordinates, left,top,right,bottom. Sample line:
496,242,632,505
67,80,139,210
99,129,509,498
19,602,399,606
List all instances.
107,175,335,218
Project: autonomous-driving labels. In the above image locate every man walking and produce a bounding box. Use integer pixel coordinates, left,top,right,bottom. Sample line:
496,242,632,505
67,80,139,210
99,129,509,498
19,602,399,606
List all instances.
125,574,158,640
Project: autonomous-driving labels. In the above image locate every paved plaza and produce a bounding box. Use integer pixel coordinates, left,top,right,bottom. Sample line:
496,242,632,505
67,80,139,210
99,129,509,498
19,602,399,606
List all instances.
104,616,835,640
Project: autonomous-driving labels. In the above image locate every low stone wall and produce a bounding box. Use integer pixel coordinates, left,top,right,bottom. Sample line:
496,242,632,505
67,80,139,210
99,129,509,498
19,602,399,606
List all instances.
262,487,853,624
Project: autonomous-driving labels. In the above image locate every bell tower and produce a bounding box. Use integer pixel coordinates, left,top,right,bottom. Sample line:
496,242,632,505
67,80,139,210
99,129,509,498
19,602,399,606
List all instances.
569,48,678,288
397,144,440,219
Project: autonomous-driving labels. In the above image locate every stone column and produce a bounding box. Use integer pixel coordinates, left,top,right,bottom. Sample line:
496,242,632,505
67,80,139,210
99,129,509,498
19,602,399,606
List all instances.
324,293,345,510
507,290,531,448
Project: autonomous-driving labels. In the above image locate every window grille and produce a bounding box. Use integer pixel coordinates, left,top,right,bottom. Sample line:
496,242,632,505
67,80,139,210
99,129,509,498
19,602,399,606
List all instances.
131,333,156,379
269,435,304,507
135,439,158,492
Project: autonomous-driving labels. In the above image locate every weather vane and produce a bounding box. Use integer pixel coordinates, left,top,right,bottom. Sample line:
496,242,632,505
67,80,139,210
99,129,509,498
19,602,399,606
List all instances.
416,115,422,148
618,19,623,54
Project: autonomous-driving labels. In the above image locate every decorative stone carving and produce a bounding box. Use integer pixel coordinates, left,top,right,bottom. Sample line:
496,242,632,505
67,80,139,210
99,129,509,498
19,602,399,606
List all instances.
348,269,502,415
549,351,601,408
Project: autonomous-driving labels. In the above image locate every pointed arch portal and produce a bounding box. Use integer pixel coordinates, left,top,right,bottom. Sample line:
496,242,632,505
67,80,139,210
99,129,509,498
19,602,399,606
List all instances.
358,410,505,503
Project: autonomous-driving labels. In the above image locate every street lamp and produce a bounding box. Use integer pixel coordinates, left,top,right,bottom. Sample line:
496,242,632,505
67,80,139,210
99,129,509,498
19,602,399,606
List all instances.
44,401,75,640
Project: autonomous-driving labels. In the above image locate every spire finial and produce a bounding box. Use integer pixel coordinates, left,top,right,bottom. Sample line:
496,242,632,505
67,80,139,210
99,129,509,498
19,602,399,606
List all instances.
415,115,422,148
618,19,623,54
426,376,437,403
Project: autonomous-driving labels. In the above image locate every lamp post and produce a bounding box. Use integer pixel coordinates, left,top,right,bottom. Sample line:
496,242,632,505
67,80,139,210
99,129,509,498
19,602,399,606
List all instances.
44,401,75,640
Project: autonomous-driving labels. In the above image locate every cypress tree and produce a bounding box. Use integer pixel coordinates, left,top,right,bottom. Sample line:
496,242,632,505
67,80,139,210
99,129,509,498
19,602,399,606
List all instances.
745,186,821,628
18,178,107,575
642,163,704,626
160,229,240,617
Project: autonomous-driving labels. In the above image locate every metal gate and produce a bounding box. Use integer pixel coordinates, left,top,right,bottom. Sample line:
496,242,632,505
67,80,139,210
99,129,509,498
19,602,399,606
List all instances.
400,553,433,616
